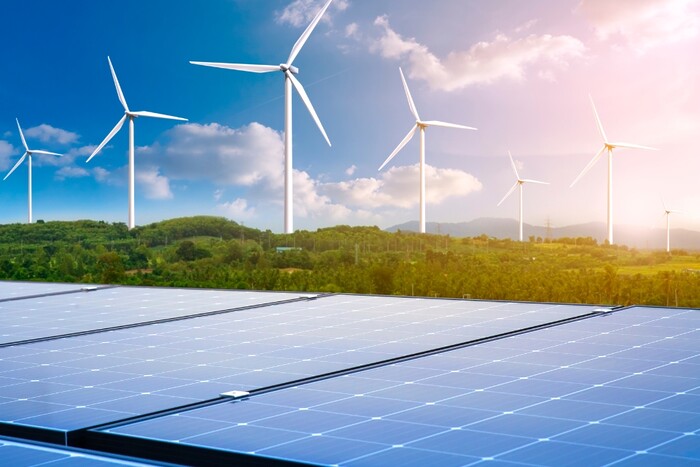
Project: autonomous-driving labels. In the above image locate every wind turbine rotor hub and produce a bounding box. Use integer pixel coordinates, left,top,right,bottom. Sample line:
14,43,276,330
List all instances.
280,64,299,74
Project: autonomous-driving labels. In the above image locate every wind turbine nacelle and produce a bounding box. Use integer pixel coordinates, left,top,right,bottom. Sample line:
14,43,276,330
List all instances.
280,64,299,74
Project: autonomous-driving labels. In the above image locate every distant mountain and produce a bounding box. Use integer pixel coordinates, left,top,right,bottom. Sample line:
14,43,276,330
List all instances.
386,217,700,250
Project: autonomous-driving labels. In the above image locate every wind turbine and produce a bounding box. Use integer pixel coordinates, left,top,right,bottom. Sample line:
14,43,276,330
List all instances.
497,151,548,242
378,68,476,234
87,57,187,230
4,118,62,223
662,198,681,253
190,0,333,234
570,95,656,245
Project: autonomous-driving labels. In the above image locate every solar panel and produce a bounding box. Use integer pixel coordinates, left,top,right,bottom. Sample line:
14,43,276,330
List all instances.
0,286,304,346
0,294,598,443
0,280,99,301
93,306,700,466
0,436,155,466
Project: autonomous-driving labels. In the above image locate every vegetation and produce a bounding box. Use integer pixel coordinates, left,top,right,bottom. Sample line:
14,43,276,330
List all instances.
1,216,699,307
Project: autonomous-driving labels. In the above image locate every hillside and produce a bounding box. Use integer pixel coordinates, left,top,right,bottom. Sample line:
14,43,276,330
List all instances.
387,218,700,250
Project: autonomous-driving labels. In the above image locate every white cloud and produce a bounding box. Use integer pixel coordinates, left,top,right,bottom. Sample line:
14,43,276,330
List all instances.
345,22,359,39
578,0,700,51
0,141,16,171
369,15,585,91
276,0,349,27
217,198,256,220
321,163,482,209
55,166,89,181
136,167,173,200
93,167,111,183
24,124,79,145
141,122,284,189
138,121,480,227
345,164,357,176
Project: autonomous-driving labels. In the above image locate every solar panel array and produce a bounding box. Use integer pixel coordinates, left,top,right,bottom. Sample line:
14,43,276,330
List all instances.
0,280,698,466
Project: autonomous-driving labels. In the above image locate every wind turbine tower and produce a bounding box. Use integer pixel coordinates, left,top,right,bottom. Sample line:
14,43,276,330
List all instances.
4,118,62,223
662,199,680,253
87,57,187,230
191,0,334,234
570,96,656,245
379,68,476,234
497,151,548,242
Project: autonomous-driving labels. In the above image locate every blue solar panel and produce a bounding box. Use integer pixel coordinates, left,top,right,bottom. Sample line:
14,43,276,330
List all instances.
96,306,700,466
0,294,596,442
0,436,154,466
0,286,303,345
0,281,97,301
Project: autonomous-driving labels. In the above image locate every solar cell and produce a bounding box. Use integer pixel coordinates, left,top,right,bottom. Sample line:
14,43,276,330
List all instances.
0,294,597,443
0,286,304,346
95,306,700,466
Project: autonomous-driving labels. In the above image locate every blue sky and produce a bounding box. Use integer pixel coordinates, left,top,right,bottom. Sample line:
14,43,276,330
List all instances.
1,0,699,233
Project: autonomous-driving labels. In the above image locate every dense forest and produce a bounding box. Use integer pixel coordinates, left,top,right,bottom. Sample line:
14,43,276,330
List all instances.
1,216,699,307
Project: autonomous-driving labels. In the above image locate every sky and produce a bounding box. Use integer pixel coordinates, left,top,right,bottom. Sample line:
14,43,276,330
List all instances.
1,0,699,234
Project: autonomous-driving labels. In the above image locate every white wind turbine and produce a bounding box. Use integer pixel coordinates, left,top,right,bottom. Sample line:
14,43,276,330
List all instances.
87,57,187,230
662,198,681,253
4,118,62,223
378,68,476,234
190,0,333,234
497,151,548,242
570,95,656,245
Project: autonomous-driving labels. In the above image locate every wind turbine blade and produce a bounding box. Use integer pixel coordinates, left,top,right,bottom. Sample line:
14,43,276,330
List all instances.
421,120,477,130
15,118,28,151
190,61,280,73
30,150,62,157
609,142,657,151
589,94,607,143
4,152,27,180
497,182,519,207
399,68,420,121
378,125,418,171
570,145,606,188
86,115,127,163
131,111,188,121
287,71,331,146
108,56,129,112
507,150,520,179
661,195,667,212
287,0,333,66
521,179,549,185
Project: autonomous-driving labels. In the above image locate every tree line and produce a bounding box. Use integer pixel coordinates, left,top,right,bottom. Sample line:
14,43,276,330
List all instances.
0,216,698,308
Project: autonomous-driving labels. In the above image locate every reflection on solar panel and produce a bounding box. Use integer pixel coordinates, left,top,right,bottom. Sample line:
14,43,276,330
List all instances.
0,286,304,345
1,280,698,467
94,306,700,466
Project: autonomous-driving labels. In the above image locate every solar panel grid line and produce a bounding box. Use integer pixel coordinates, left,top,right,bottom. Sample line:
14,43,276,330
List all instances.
90,306,700,466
